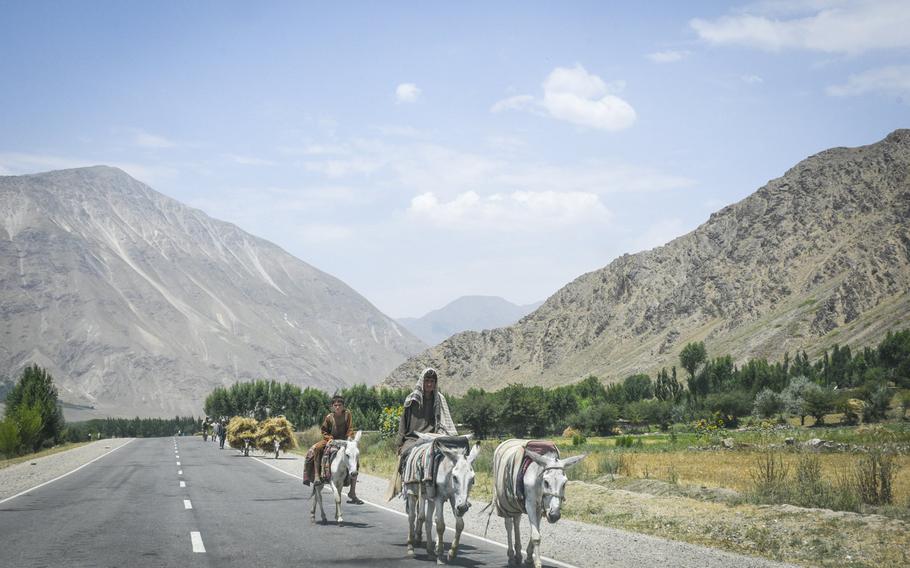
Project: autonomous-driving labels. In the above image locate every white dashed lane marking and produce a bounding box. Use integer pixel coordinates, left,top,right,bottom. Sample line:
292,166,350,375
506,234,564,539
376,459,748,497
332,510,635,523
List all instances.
190,531,205,553
184,500,192,510
180,481,186,488
178,470,183,475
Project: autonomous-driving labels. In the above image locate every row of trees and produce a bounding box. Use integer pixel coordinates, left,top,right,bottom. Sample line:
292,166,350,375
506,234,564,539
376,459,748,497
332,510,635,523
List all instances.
64,416,201,441
203,380,411,431
0,365,66,458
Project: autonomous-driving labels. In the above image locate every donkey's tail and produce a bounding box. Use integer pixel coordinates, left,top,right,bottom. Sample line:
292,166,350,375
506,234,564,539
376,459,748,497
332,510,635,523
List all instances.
480,499,495,537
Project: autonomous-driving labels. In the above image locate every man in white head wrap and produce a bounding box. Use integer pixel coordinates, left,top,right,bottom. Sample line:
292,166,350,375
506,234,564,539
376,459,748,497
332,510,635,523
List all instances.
385,367,457,500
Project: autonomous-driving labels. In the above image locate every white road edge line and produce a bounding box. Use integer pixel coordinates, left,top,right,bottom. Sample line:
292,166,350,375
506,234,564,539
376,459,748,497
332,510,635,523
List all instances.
184,499,193,509
0,439,136,506
190,531,206,553
250,456,581,568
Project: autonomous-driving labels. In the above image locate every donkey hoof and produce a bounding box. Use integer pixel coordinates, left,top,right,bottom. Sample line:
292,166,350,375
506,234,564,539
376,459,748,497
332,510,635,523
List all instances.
448,549,457,561
406,545,415,557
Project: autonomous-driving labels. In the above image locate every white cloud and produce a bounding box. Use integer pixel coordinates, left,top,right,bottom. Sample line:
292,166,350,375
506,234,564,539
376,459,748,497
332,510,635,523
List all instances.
647,50,691,63
826,65,910,98
407,190,611,231
133,129,176,148
741,74,764,84
491,64,637,131
396,83,422,103
227,154,276,166
690,0,910,54
490,95,536,113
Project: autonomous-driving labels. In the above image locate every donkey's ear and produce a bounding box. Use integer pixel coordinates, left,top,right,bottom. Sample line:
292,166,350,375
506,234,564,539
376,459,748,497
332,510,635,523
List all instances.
561,454,587,468
352,430,362,444
525,450,551,467
462,433,473,441
467,443,481,466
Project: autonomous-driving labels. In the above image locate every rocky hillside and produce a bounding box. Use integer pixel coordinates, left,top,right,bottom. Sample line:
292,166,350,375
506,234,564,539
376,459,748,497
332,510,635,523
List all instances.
0,167,425,417
383,130,910,394
397,296,543,345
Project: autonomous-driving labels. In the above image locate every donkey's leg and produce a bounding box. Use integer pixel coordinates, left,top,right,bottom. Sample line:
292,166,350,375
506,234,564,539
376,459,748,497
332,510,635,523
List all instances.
504,517,514,565
525,506,543,568
317,484,328,523
512,515,523,566
424,490,436,556
330,479,343,525
434,497,446,563
447,511,464,562
309,485,317,522
415,487,425,546
406,492,417,557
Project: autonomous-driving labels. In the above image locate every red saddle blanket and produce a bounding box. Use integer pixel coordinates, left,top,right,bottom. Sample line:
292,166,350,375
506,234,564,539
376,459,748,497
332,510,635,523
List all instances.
516,440,559,503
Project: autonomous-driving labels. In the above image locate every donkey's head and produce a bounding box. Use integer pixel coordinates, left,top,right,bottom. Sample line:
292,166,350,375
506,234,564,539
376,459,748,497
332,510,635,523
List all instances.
440,443,480,517
343,430,362,476
525,450,586,523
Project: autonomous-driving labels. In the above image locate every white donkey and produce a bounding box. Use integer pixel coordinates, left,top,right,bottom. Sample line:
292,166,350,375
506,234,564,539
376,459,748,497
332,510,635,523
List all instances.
310,430,361,526
489,439,585,568
405,433,479,563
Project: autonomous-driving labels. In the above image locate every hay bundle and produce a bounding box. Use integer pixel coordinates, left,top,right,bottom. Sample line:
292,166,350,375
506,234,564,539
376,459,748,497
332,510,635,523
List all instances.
227,416,259,455
256,416,297,454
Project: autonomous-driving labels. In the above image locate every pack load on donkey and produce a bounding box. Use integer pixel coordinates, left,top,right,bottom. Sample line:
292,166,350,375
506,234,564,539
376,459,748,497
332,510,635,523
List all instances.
227,416,259,456
256,416,297,458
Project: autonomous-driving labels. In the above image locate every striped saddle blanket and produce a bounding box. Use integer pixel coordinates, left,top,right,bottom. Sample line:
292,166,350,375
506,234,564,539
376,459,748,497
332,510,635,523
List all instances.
402,436,470,487
491,439,559,517
321,441,350,486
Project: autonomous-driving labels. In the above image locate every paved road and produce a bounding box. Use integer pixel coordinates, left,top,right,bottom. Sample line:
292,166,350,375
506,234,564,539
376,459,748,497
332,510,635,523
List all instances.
0,437,558,568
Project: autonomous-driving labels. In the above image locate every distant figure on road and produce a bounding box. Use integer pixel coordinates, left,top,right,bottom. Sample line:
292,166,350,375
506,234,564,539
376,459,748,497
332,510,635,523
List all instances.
385,368,457,500
303,395,363,504
217,420,227,449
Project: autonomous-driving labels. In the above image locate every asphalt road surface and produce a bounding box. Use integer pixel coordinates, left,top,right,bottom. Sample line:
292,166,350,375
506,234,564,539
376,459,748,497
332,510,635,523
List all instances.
0,437,565,568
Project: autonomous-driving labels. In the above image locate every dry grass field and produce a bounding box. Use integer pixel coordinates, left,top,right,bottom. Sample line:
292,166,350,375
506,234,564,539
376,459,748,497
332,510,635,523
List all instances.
343,422,910,568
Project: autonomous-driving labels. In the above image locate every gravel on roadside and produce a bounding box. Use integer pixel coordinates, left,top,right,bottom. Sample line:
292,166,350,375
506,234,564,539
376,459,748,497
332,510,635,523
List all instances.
0,438,135,502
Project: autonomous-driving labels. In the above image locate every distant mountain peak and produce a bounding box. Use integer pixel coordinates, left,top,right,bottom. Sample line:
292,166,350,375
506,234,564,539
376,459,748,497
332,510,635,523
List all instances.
398,295,543,346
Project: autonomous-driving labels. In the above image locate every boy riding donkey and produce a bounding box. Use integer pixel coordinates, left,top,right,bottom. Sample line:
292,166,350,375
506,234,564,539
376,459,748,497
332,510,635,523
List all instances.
303,395,363,504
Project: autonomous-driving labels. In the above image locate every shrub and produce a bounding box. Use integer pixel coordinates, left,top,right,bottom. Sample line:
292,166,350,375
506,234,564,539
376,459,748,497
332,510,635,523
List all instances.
379,406,402,438
861,385,892,423
854,449,899,505
615,435,634,448
750,449,789,501
571,432,587,446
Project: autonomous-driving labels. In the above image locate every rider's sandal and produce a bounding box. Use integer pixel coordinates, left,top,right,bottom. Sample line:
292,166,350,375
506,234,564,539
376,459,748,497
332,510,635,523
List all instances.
347,496,364,504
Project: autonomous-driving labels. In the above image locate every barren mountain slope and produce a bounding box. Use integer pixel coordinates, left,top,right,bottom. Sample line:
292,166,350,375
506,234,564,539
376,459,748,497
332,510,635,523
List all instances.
0,166,425,416
383,130,910,393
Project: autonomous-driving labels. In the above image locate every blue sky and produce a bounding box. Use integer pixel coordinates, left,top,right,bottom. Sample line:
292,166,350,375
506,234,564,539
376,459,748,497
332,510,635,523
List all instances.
1,1,908,318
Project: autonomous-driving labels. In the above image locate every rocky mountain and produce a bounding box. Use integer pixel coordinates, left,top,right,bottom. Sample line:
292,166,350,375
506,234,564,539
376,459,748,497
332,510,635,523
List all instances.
383,130,910,394
397,296,543,346
0,166,425,417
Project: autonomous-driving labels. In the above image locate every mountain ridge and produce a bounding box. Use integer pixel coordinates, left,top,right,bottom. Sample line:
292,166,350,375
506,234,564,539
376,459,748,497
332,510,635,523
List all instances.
0,166,425,417
382,129,910,394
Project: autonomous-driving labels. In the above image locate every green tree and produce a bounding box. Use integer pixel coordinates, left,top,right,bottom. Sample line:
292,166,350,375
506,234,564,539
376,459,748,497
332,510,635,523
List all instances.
0,416,20,458
13,404,44,452
654,367,683,402
4,365,65,447
455,388,496,439
622,374,653,402
802,386,836,426
753,388,783,419
680,342,707,402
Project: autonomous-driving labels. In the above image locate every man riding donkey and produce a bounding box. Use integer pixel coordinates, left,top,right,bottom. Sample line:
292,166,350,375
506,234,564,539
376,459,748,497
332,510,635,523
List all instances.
303,394,363,504
385,367,458,500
